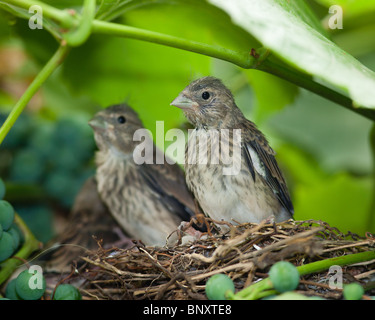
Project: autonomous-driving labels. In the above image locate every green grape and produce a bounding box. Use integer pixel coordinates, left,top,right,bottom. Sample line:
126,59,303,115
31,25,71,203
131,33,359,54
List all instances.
0,177,5,200
44,170,85,208
16,205,53,244
0,232,15,262
205,274,235,300
5,279,21,300
308,296,326,300
10,149,44,183
15,269,46,300
8,225,21,251
52,118,95,163
343,283,364,300
44,170,73,200
270,292,310,300
28,123,55,159
53,118,83,145
1,114,33,149
0,200,15,231
53,146,81,170
53,284,82,300
61,169,94,207
269,261,300,293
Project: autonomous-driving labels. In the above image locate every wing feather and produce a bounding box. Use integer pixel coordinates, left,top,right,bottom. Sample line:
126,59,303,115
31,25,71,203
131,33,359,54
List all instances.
138,146,196,222
241,121,294,215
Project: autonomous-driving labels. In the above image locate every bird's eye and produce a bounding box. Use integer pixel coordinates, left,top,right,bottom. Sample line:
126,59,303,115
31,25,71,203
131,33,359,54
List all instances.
117,116,126,124
202,91,210,100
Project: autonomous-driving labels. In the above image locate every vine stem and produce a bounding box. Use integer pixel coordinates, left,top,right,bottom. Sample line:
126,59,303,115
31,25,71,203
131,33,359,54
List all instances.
231,250,375,300
63,0,96,47
258,59,375,121
3,0,370,122
0,44,70,144
91,20,255,69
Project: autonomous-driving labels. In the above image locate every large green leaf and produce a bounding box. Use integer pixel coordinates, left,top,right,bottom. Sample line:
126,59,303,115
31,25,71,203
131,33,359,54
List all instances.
245,69,298,124
315,0,375,18
208,0,375,109
276,144,373,235
61,3,219,146
95,0,171,21
0,1,60,38
295,172,372,235
267,89,373,175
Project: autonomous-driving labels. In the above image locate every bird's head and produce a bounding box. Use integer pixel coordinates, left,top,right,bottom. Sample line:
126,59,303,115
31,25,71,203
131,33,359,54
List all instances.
170,76,240,129
89,104,146,156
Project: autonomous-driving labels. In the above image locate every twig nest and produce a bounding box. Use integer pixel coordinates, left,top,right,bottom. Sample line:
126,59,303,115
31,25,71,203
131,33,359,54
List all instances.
45,219,375,300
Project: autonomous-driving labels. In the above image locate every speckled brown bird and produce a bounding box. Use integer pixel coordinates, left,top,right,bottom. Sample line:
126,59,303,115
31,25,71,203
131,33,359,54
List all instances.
89,104,197,246
170,77,293,229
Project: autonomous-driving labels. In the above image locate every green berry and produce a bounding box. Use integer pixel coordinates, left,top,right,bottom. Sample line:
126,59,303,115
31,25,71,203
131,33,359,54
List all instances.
17,205,53,244
270,292,309,300
8,225,21,251
205,274,235,300
343,283,364,300
1,114,33,149
5,279,21,300
0,178,5,200
0,232,15,262
0,200,15,231
10,149,44,183
53,284,82,300
15,269,46,300
269,261,300,293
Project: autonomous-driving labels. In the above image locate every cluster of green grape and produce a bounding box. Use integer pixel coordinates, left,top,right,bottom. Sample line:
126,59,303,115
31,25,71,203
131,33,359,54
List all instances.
0,113,96,243
0,178,82,300
4,271,81,300
205,261,367,300
1,113,95,208
0,179,22,262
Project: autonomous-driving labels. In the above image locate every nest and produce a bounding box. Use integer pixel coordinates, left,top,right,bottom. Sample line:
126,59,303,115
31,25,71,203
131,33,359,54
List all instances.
65,219,375,300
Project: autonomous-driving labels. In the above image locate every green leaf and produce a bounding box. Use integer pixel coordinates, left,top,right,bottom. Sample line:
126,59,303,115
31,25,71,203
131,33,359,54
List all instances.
61,1,258,141
208,0,375,109
0,2,30,20
314,0,375,18
333,25,375,58
267,89,373,175
245,69,298,124
276,145,373,235
95,0,117,19
294,172,372,234
274,0,330,37
95,0,154,21
0,1,61,39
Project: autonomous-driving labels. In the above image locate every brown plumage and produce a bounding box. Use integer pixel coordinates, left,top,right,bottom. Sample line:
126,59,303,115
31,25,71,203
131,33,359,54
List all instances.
170,77,293,229
89,104,196,246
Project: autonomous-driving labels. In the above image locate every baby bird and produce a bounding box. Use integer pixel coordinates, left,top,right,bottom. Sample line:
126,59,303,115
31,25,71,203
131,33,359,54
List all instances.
170,77,293,229
89,104,196,246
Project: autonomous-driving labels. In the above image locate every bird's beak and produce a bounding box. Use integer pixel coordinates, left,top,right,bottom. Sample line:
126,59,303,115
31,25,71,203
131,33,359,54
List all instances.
170,94,198,111
88,116,107,131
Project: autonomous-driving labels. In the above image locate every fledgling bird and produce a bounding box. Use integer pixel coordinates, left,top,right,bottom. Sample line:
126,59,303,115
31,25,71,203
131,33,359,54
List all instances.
89,104,197,246
170,77,294,229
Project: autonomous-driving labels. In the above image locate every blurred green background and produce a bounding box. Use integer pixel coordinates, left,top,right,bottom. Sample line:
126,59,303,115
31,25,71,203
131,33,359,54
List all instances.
0,0,374,243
